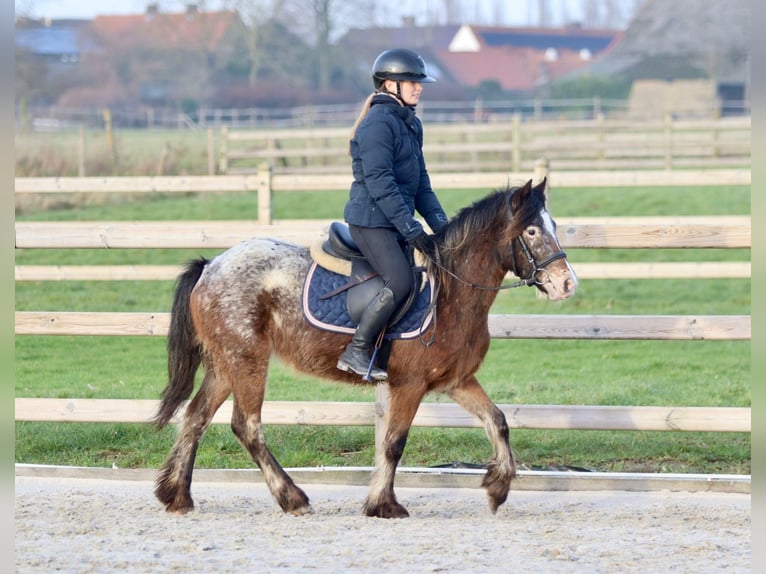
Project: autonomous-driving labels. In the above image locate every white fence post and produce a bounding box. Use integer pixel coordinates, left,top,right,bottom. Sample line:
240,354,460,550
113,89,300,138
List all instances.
257,162,273,225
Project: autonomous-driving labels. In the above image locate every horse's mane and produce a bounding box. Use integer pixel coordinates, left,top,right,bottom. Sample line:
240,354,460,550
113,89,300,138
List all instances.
429,184,544,277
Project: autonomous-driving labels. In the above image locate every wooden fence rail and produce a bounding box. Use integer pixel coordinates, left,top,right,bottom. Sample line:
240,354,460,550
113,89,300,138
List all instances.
14,217,752,250
14,399,751,433
218,115,751,174
14,169,752,193
14,262,752,281
15,171,750,279
14,171,751,438
14,312,751,340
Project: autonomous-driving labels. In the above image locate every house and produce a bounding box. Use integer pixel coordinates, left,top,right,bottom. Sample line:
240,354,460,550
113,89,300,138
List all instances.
78,4,249,107
15,16,92,67
15,4,250,109
567,0,750,116
15,17,94,106
336,22,621,98
435,24,620,94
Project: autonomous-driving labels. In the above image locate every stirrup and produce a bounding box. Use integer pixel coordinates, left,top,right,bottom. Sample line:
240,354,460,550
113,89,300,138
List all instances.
336,356,388,381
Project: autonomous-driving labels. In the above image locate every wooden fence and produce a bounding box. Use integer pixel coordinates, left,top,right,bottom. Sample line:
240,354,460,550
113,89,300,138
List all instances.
15,166,752,280
218,115,751,174
14,169,751,435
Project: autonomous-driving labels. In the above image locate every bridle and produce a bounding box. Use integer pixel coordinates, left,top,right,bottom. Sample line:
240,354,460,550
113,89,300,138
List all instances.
427,233,568,292
414,233,567,347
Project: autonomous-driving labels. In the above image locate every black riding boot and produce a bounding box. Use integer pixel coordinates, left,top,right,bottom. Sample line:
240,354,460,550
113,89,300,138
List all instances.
337,287,396,381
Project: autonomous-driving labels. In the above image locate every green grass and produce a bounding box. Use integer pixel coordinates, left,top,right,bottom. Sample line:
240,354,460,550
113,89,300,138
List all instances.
14,182,751,474
15,129,213,177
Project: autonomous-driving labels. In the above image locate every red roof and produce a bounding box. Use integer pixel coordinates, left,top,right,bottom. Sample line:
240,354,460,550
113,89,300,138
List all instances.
88,10,241,52
436,47,601,92
434,25,622,92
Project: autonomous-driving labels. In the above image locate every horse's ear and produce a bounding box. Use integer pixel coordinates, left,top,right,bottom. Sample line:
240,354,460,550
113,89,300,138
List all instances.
533,177,549,208
511,179,533,212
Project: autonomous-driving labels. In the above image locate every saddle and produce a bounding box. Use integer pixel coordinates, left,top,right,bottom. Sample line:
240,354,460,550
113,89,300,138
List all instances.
302,221,435,340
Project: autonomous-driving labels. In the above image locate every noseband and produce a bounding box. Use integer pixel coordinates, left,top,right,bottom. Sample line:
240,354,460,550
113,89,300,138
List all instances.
509,234,568,288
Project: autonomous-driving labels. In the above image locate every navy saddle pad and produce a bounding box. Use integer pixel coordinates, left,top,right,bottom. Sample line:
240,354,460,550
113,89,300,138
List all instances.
301,261,435,340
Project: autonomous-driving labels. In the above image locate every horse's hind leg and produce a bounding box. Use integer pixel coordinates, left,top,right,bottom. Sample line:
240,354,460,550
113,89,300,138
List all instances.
449,375,516,514
228,360,311,516
364,382,427,519
155,369,231,514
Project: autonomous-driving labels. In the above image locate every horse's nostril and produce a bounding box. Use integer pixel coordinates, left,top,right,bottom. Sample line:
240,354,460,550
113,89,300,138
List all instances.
565,278,575,293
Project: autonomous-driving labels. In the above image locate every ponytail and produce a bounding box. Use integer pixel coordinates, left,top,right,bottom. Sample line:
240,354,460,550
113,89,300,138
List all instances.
348,92,376,155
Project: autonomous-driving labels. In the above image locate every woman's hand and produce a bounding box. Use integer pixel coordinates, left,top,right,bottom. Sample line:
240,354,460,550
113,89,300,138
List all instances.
411,232,438,260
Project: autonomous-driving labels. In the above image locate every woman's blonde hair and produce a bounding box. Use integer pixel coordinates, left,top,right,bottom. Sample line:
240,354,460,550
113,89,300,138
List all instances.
348,92,376,155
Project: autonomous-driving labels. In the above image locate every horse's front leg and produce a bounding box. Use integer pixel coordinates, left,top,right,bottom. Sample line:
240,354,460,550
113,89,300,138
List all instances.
364,381,427,519
448,375,516,514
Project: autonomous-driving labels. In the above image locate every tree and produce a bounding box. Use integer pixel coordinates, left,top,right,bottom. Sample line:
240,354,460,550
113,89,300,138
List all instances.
286,0,372,93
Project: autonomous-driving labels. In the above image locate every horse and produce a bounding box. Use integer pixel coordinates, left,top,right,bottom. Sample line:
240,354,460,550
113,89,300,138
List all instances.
152,177,577,518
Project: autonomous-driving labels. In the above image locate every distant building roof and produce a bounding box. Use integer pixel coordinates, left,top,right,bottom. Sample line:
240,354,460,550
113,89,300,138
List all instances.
338,23,621,95
87,9,243,52
478,28,616,53
16,27,79,55
15,19,93,56
440,25,621,93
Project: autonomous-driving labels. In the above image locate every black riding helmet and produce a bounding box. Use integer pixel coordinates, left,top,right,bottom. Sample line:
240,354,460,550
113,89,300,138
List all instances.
372,49,436,90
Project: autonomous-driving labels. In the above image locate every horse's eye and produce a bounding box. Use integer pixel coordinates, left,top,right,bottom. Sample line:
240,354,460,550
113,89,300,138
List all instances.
527,228,536,237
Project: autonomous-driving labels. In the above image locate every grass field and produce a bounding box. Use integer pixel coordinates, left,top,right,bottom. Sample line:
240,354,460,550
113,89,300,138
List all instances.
15,128,214,177
14,180,751,474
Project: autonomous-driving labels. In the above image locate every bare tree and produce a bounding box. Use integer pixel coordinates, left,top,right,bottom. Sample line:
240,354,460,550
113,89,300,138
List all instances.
537,0,553,27
222,0,289,85
574,0,645,28
306,0,333,92
284,0,372,92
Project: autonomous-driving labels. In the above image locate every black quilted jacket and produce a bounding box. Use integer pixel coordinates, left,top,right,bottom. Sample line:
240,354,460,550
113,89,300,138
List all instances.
344,94,448,241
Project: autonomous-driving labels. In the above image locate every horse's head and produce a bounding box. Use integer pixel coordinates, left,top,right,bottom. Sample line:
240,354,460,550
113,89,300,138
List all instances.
506,178,578,301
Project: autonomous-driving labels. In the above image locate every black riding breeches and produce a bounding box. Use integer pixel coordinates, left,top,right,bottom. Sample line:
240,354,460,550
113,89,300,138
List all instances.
347,224,414,308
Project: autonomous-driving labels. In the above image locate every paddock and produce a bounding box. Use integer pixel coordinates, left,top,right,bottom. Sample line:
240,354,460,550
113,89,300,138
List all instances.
14,167,751,497
15,473,750,573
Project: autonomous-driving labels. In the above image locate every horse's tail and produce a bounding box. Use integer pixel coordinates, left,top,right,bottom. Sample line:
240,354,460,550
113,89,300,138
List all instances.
153,257,208,428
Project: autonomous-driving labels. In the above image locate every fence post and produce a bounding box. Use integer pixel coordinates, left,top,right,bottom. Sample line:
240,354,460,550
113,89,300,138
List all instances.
593,95,602,118
219,126,228,174
207,128,215,175
712,121,720,159
511,113,521,173
257,162,273,225
664,113,673,170
596,113,605,161
533,157,549,186
102,108,116,163
78,127,86,177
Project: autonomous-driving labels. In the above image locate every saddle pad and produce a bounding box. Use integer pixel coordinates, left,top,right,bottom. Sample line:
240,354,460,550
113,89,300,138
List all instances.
301,262,435,340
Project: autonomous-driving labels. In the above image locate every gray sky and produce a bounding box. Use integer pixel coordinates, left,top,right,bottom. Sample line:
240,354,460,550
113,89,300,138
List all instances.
17,0,638,28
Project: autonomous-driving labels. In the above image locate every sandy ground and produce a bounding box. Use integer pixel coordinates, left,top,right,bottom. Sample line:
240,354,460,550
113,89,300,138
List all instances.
16,475,750,573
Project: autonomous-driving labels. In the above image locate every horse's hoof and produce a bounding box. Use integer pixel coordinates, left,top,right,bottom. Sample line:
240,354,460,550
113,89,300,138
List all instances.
288,504,314,516
163,501,194,515
363,501,410,519
482,463,514,514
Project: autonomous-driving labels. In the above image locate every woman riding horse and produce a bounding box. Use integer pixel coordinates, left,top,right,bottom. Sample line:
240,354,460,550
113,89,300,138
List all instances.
337,48,449,381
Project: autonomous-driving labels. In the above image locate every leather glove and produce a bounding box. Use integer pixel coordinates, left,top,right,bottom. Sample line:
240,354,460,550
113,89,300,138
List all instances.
411,232,438,260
